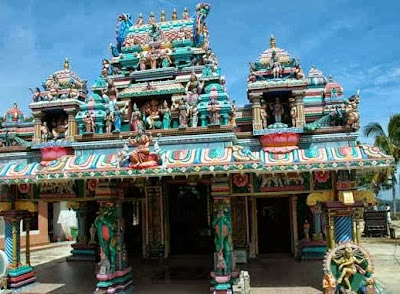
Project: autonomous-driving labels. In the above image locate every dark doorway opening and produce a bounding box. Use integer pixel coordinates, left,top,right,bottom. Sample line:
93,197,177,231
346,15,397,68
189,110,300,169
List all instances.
123,201,143,256
169,185,212,255
257,197,291,253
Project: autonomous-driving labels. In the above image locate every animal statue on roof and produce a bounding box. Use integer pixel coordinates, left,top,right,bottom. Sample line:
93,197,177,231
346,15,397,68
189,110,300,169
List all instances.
344,91,360,130
193,3,211,47
304,107,344,132
115,14,134,53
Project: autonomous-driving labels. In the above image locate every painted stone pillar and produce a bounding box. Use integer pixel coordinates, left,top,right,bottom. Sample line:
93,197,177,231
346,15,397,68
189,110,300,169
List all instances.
25,215,31,266
94,202,132,293
144,183,164,259
68,202,97,262
293,90,306,127
210,177,237,294
32,112,43,144
0,210,36,290
249,93,262,130
66,108,78,141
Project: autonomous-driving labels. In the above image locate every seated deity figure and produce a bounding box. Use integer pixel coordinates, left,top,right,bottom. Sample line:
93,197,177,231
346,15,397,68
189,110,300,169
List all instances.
270,97,284,123
144,99,161,129
129,124,152,164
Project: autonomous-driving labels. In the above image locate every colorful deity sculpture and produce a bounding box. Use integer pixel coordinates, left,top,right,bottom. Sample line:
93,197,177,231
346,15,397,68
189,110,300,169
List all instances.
84,111,95,133
113,106,123,133
271,97,284,123
161,52,172,68
94,203,119,273
130,103,142,132
212,203,232,275
162,100,171,129
303,220,310,241
271,50,282,79
323,242,378,294
186,73,204,127
229,100,237,127
260,100,269,129
193,3,210,47
105,113,113,133
127,124,159,168
289,98,297,127
207,99,221,125
178,98,189,128
144,99,161,129
40,122,50,142
30,87,44,102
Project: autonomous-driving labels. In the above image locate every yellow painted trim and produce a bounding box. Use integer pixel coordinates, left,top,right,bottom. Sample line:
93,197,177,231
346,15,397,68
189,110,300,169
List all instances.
306,191,335,206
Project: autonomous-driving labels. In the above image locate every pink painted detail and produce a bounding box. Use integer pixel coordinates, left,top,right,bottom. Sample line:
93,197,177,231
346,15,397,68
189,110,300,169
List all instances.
106,280,133,294
97,266,132,281
102,225,110,242
260,185,304,192
259,133,300,153
232,174,249,188
173,150,188,160
8,271,35,282
9,276,37,288
129,154,159,169
41,146,73,162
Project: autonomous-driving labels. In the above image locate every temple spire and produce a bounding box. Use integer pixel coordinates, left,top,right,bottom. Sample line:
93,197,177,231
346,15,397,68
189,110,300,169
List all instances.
270,35,276,49
64,58,70,70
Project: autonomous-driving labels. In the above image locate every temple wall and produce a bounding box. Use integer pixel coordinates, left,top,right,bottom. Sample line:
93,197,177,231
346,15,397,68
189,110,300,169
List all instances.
0,201,49,249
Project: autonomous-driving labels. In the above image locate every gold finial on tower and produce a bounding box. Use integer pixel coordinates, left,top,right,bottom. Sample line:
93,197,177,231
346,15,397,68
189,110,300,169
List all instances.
270,35,276,49
64,58,70,70
172,8,178,21
160,10,166,22
182,7,189,20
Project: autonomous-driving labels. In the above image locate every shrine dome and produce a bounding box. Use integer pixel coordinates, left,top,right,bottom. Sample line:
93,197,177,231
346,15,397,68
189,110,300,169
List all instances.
324,76,343,98
3,103,24,122
258,35,292,65
307,66,328,87
43,58,87,91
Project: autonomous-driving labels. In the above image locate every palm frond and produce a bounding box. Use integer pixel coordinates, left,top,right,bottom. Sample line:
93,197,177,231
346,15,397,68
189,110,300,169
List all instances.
363,122,386,138
388,114,400,145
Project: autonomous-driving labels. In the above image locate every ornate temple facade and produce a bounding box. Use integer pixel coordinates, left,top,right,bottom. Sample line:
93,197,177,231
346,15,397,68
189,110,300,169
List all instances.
0,3,393,294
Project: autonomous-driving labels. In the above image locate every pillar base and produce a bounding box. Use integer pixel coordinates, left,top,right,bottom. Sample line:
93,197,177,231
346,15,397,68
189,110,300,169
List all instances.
210,272,239,294
67,243,98,262
8,265,36,290
94,267,133,294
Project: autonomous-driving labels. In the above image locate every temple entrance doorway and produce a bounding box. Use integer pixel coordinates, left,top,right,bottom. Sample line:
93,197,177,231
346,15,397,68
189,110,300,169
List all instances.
257,197,291,253
123,200,143,256
168,185,213,255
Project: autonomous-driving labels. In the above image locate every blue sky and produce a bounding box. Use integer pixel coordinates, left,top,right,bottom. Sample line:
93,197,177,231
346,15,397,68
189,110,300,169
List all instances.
0,0,399,132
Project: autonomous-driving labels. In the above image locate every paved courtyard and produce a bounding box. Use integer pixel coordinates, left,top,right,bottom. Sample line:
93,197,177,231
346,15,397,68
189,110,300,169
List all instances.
16,237,400,294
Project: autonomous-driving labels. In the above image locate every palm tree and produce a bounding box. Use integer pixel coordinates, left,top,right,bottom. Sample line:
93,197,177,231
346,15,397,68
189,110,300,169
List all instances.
364,114,400,214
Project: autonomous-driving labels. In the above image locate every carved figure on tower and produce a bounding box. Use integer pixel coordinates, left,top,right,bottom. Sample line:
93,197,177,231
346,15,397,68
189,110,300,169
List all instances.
41,121,50,142
193,3,210,47
127,124,159,168
144,99,161,129
229,100,237,126
130,103,142,132
84,111,95,133
30,87,44,102
260,100,269,129
271,50,282,79
105,113,113,134
186,73,204,127
162,100,171,129
178,98,189,128
271,97,284,123
289,98,297,127
207,99,221,125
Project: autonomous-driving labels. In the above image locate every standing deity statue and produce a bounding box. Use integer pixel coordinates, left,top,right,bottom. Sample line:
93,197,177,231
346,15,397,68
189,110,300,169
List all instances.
106,79,118,101
89,223,97,245
83,111,95,133
229,100,237,126
303,220,310,241
207,99,221,125
171,8,178,21
139,53,147,71
113,106,123,133
185,73,204,127
289,98,297,127
41,121,50,142
161,52,172,68
270,97,284,123
162,100,171,129
105,113,113,134
130,103,142,132
178,98,189,128
148,47,159,69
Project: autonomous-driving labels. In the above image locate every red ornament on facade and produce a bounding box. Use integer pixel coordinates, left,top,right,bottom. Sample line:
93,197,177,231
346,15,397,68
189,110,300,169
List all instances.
259,133,300,153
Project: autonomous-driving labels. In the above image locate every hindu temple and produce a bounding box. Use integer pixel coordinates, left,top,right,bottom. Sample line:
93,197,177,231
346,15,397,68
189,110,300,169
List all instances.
0,3,393,294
